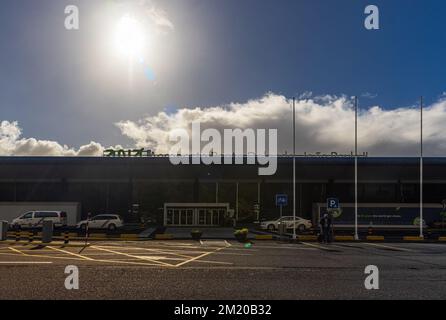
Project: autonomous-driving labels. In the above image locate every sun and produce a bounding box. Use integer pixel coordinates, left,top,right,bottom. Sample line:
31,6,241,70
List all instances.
114,15,145,58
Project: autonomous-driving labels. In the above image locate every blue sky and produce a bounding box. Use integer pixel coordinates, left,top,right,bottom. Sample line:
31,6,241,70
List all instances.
0,0,446,154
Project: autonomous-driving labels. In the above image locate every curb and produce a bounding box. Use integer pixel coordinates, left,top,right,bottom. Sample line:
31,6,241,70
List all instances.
297,235,318,241
366,236,385,241
255,235,274,240
2,240,90,247
403,236,425,242
154,234,174,240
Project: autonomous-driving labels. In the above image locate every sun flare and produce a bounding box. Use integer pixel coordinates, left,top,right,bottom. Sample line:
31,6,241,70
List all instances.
114,15,145,58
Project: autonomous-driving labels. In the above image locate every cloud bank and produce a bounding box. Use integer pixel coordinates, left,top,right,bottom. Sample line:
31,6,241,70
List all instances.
116,93,446,157
0,121,104,156
3,93,446,157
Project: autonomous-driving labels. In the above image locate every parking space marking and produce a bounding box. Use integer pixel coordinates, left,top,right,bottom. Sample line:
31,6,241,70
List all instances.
174,246,228,268
91,245,174,267
9,247,26,255
0,241,236,268
99,245,199,259
47,246,95,261
91,258,165,267
7,247,93,263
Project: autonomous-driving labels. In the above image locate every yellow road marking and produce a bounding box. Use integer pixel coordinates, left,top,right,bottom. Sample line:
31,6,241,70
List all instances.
175,246,227,268
91,246,174,267
9,247,26,255
47,246,95,261
99,245,199,259
5,250,93,262
2,247,161,267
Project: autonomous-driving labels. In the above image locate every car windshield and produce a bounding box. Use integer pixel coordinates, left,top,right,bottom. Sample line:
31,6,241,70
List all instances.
22,212,33,219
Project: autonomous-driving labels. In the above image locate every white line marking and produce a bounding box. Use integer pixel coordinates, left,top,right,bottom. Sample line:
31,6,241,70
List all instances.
0,261,53,264
301,242,331,250
362,242,413,252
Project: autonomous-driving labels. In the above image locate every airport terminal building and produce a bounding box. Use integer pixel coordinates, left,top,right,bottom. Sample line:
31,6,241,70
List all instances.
0,156,445,227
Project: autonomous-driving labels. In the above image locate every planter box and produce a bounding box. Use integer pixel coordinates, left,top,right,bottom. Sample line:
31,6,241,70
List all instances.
235,234,248,243
191,232,203,241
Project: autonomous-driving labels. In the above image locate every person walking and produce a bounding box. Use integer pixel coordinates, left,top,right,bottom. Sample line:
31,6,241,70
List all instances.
320,213,333,244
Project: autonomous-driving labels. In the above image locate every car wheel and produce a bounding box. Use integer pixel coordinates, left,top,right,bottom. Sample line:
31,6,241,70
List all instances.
108,224,117,231
298,224,306,233
80,224,87,232
267,224,275,232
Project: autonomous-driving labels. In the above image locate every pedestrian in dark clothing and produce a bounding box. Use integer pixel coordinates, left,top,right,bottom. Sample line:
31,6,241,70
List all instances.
319,213,332,244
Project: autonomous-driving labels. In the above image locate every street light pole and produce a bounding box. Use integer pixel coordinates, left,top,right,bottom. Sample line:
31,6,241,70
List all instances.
354,96,359,241
293,97,297,241
420,96,424,239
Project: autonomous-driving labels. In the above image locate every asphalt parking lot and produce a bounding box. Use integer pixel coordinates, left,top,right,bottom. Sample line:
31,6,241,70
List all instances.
0,240,445,300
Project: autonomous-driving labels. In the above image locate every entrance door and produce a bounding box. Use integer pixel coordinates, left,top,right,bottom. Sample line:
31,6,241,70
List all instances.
196,208,225,226
179,209,194,226
165,205,229,226
197,209,206,225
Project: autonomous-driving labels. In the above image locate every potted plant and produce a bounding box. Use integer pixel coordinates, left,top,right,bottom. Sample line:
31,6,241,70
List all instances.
234,228,249,243
191,230,202,241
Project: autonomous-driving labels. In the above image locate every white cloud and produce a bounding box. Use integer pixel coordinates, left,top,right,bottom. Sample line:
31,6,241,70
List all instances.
146,6,174,32
3,93,446,157
0,121,104,156
115,0,175,33
116,93,446,157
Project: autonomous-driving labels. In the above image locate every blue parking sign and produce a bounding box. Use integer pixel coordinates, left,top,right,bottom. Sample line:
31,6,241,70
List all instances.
276,194,288,207
327,198,340,210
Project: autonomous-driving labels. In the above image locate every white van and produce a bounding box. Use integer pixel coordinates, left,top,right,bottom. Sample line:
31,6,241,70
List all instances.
11,211,68,229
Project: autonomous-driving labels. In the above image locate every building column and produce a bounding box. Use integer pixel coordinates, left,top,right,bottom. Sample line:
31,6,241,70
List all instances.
257,181,261,204
193,178,199,202
216,182,219,203
236,182,239,222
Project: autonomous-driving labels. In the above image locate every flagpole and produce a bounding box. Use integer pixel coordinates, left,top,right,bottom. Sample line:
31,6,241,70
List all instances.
420,96,424,239
293,97,297,241
354,96,359,241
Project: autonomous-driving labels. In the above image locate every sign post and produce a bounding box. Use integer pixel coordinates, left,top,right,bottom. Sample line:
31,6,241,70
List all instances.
326,198,340,242
84,212,91,247
276,194,288,218
254,203,260,221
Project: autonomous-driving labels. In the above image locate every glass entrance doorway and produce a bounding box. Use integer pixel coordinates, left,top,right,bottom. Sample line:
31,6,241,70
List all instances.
164,203,231,227
166,209,194,226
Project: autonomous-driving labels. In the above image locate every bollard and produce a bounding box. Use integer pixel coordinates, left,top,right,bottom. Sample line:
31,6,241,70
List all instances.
368,222,374,236
15,230,20,242
64,232,69,245
0,221,7,241
28,231,34,243
42,221,53,244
